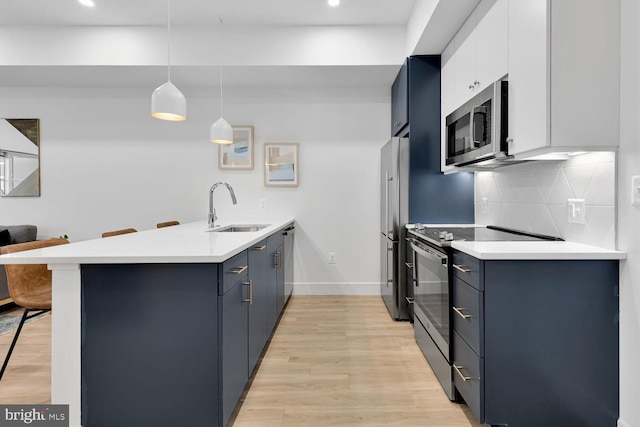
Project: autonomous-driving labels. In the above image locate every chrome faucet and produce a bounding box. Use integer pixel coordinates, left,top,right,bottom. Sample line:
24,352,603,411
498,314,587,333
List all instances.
208,182,237,228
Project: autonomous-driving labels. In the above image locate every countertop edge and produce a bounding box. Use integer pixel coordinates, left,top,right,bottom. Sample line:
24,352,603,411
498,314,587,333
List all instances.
451,241,627,260
0,219,295,265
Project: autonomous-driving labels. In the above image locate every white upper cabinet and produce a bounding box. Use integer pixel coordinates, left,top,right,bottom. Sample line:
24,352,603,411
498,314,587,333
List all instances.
474,0,508,94
447,0,508,114
507,0,620,158
453,12,478,109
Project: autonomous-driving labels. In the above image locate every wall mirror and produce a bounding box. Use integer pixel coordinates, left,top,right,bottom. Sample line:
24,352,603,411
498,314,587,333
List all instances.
0,119,40,197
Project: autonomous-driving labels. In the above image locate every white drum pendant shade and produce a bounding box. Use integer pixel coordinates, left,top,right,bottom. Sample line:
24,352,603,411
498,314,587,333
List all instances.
151,81,187,121
210,117,233,144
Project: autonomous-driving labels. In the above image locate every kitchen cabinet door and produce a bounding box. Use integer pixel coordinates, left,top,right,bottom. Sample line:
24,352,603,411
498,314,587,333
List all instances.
450,0,508,108
507,0,620,158
507,0,548,157
474,0,508,93
220,277,249,427
266,232,285,333
248,240,268,376
275,241,285,316
441,39,456,119
452,12,477,108
391,58,409,136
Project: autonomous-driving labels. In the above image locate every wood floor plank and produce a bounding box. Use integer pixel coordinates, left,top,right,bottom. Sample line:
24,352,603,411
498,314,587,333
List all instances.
0,308,51,404
234,296,485,427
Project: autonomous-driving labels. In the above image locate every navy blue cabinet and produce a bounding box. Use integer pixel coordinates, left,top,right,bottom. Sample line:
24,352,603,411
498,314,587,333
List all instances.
451,251,619,427
219,252,250,426
248,240,269,375
267,232,285,334
80,228,292,427
391,58,409,136
81,264,220,427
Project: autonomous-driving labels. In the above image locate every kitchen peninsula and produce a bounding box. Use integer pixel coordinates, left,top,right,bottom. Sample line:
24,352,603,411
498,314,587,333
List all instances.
0,219,295,427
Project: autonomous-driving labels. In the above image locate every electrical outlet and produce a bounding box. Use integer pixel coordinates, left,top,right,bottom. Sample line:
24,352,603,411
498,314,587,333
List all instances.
328,252,336,264
632,176,640,206
567,199,586,224
481,197,489,214
259,199,267,210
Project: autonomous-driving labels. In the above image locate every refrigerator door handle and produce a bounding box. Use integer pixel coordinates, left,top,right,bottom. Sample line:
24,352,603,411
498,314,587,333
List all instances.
385,243,392,287
384,241,388,288
385,172,393,240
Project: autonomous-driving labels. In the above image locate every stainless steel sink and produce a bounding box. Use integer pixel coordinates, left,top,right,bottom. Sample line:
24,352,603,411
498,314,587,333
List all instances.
208,224,270,232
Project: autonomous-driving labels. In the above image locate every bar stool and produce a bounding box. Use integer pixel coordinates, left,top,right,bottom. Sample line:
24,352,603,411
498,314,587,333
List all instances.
156,221,180,228
0,237,69,381
101,228,137,238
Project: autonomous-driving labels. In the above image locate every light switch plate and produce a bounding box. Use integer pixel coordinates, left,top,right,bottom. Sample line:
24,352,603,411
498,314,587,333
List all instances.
632,176,640,206
568,199,586,224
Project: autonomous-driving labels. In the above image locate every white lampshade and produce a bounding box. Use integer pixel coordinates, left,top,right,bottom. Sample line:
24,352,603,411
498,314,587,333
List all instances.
210,117,233,144
151,81,187,121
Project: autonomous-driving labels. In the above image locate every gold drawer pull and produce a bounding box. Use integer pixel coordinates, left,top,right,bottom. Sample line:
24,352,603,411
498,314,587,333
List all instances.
231,265,248,275
252,245,267,251
453,306,471,320
453,364,474,382
243,280,253,304
453,264,471,273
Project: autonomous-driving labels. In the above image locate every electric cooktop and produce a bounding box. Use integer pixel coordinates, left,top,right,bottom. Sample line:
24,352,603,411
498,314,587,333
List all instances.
409,225,563,248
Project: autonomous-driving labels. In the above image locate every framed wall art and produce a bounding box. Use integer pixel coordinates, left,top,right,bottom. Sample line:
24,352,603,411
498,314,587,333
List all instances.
0,118,40,197
264,142,298,187
218,125,254,170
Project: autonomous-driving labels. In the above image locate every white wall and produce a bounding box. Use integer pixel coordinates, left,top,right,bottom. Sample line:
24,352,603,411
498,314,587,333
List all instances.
475,152,616,248
0,85,389,295
618,1,640,426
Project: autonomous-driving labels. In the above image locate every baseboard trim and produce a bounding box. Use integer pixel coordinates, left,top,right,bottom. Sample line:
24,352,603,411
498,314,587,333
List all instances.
619,419,631,427
293,282,380,296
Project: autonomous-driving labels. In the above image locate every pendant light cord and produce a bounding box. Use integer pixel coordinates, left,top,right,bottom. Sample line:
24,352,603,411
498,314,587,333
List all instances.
219,17,224,117
167,0,172,82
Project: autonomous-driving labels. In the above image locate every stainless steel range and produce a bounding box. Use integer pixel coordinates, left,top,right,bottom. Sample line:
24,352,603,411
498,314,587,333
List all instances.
406,224,562,400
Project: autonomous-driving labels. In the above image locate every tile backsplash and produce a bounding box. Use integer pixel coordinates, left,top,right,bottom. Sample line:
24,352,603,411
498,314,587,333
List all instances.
475,152,616,249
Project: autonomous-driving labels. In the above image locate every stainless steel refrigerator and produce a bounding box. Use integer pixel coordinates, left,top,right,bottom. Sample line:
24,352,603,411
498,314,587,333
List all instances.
380,137,410,320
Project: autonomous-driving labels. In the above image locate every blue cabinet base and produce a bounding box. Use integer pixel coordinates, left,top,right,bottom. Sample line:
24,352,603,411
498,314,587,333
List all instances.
453,258,619,427
81,263,219,427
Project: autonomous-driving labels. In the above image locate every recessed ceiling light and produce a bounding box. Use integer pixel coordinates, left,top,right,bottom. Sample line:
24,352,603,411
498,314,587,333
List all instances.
78,0,95,7
328,0,340,7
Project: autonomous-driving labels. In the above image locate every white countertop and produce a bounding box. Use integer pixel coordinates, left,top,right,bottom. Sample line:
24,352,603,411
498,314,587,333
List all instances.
452,240,627,260
0,218,295,264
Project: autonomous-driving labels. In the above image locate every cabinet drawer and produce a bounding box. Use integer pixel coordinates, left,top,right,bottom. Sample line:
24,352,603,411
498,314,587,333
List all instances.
219,250,249,295
267,230,284,251
453,331,484,423
452,250,482,290
452,277,484,356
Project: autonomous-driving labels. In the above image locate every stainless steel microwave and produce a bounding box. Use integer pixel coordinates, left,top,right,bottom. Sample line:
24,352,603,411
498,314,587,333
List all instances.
445,80,508,167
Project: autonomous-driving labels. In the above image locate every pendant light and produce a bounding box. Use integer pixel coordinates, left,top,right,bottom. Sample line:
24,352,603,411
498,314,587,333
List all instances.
151,0,186,121
210,17,233,144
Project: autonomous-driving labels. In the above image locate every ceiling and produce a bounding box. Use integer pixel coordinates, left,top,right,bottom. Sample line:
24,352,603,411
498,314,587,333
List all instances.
0,0,416,27
0,0,477,89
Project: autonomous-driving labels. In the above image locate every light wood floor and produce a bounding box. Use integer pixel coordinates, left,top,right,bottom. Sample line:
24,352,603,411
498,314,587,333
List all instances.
0,307,51,404
0,296,484,426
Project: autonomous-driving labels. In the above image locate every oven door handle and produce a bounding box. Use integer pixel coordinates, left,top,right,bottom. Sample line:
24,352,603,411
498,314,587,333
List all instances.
409,240,448,266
